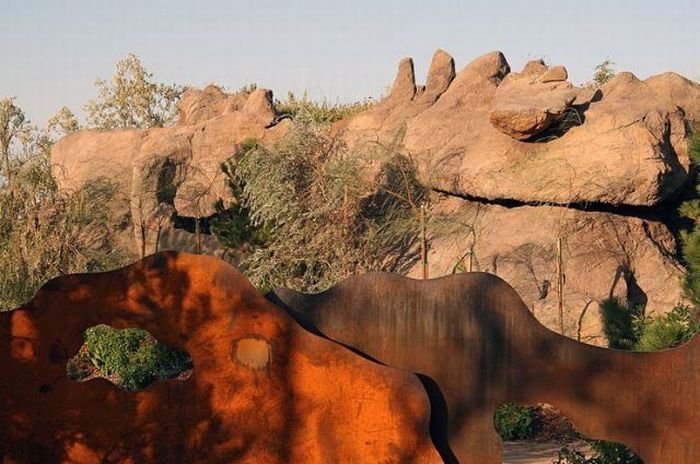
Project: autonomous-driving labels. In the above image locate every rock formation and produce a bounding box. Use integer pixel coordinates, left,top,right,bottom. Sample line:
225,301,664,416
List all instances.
410,197,684,342
343,53,690,206
0,252,439,463
50,49,700,343
489,64,577,141
333,50,697,342
52,86,290,256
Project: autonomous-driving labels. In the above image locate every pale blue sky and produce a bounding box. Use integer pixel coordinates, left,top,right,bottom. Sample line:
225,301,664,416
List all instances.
1,0,698,125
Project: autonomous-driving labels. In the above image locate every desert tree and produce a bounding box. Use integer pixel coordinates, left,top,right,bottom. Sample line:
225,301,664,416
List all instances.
84,53,182,129
0,97,34,181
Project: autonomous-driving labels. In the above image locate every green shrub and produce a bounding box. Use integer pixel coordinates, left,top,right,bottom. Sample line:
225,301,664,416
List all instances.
680,123,700,305
555,440,642,464
494,402,536,440
0,155,129,311
69,324,192,391
598,297,643,350
274,92,375,124
214,120,427,292
635,304,699,351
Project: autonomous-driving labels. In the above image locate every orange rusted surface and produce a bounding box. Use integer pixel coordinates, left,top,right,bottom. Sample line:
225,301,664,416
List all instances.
273,273,700,464
0,253,439,463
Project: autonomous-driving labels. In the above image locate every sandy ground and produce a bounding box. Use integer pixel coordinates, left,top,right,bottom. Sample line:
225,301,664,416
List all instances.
502,440,590,464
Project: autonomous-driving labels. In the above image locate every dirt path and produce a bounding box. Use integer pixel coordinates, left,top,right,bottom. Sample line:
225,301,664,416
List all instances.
502,440,590,464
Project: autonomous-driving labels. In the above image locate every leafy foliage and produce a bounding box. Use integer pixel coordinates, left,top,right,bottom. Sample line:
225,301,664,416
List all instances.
46,106,80,138
635,304,700,351
493,402,537,441
0,152,128,310
583,59,616,89
679,124,700,306
214,120,426,292
84,53,182,129
274,91,375,124
0,97,34,180
598,297,644,350
555,440,642,464
598,297,698,352
68,324,191,391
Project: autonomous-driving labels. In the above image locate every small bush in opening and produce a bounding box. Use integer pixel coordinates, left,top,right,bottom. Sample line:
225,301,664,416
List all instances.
67,324,192,391
494,401,536,440
598,297,644,350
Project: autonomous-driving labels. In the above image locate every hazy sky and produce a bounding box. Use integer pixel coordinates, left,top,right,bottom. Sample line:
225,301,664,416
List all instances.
2,0,698,125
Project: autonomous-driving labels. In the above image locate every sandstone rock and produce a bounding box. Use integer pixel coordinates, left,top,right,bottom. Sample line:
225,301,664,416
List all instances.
521,59,548,77
177,84,251,125
645,71,700,121
241,88,276,126
539,65,568,83
409,197,685,344
341,51,690,206
489,78,577,140
52,128,147,192
418,48,455,104
401,64,689,206
52,87,286,256
386,57,416,103
572,87,601,105
51,50,699,347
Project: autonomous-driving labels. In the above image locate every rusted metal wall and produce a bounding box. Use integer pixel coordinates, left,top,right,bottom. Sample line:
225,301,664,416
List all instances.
0,253,439,463
272,272,700,464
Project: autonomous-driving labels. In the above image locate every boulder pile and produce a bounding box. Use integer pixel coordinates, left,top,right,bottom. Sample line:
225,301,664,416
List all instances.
51,49,700,342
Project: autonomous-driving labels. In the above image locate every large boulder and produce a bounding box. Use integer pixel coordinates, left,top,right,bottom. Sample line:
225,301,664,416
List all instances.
645,71,700,122
176,84,251,125
409,197,685,344
389,55,690,206
489,66,578,141
52,88,288,256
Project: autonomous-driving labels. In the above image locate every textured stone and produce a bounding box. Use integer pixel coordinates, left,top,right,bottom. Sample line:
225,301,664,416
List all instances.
489,78,577,140
53,88,288,256
177,84,251,125
645,71,700,121
386,57,416,103
521,59,548,77
418,48,455,104
407,197,685,344
400,64,690,206
539,65,568,83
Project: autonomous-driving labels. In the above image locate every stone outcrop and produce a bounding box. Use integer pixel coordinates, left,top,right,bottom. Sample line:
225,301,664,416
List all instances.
386,57,416,104
489,68,577,140
408,197,684,343
539,65,568,83
52,87,289,256
176,84,251,125
332,50,698,342
50,50,700,344
0,252,439,463
418,49,455,104
644,71,700,121
347,54,691,206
